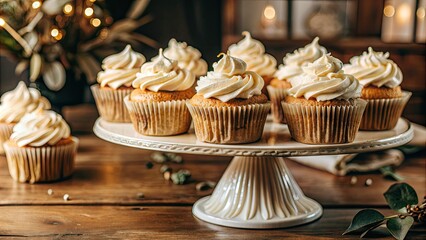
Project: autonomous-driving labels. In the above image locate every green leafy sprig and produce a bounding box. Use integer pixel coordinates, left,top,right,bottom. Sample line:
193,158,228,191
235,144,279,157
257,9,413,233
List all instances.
343,183,425,240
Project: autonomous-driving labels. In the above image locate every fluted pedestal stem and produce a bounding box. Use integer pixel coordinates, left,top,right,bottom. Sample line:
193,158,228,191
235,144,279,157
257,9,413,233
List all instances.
193,156,322,229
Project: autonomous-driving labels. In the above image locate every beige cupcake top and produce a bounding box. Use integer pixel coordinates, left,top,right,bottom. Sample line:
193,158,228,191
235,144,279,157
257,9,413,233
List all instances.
0,82,51,123
97,45,146,89
228,31,277,76
343,47,402,88
289,54,362,101
160,39,208,77
10,109,71,147
275,37,327,81
132,49,195,92
195,52,264,102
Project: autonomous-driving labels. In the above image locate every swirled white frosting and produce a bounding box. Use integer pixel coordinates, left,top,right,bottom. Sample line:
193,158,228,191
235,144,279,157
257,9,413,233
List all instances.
342,47,402,88
275,37,328,81
132,48,195,92
0,82,51,123
289,54,362,101
97,45,146,89
160,39,208,76
196,53,264,102
228,31,277,76
11,109,71,147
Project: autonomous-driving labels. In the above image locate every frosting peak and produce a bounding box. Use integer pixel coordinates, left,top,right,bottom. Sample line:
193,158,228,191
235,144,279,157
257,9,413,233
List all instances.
132,48,195,92
275,37,328,81
162,39,208,76
0,82,51,123
195,53,264,102
228,31,277,76
289,54,362,101
10,109,71,147
342,47,402,88
97,44,146,89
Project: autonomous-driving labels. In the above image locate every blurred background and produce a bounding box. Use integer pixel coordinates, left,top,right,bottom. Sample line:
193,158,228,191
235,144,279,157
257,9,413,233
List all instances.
0,0,425,128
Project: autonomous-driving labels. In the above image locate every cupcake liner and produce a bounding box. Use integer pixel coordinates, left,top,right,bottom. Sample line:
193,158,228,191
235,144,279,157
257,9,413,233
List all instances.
267,85,289,124
186,102,271,144
91,84,132,123
0,123,15,154
360,91,412,131
282,99,367,144
3,137,79,184
124,96,192,136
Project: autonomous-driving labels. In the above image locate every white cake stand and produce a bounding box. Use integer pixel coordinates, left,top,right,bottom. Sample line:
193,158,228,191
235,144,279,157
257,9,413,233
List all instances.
93,118,413,229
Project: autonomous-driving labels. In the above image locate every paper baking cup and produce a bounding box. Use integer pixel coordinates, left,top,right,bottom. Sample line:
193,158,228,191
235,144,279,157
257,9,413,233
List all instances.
360,91,412,131
186,102,271,144
91,84,132,123
0,123,15,154
267,85,289,124
282,99,367,144
124,96,192,136
3,137,79,184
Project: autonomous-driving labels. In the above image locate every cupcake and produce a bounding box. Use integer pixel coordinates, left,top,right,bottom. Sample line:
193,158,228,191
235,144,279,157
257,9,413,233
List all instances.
124,48,195,136
91,44,146,123
343,47,411,130
268,37,327,123
0,81,50,154
282,54,366,144
3,109,78,183
186,52,270,144
228,31,277,94
161,38,208,77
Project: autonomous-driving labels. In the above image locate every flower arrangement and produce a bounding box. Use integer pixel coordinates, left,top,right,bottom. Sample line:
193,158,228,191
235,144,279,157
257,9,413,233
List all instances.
0,0,157,91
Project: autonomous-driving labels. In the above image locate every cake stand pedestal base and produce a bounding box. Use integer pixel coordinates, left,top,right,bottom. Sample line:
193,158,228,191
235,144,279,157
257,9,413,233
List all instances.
193,156,322,229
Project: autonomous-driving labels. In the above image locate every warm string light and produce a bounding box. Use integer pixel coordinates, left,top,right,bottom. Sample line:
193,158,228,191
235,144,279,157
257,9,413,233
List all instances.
32,1,41,9
0,18,5,26
396,3,412,25
51,28,59,37
263,5,276,20
84,7,94,17
417,7,425,19
384,5,395,17
90,18,101,27
63,3,73,14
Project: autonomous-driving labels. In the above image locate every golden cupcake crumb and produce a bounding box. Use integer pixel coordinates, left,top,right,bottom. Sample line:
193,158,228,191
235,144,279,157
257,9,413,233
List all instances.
189,94,268,107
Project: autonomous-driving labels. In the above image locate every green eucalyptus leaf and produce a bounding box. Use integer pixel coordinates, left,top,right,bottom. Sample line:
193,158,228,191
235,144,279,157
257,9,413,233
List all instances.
384,183,418,211
387,216,414,240
379,166,404,182
343,209,385,235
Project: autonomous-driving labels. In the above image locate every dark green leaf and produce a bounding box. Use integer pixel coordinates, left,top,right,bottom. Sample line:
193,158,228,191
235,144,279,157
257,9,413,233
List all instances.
384,183,418,212
343,209,385,235
360,221,385,238
379,166,404,182
387,216,414,240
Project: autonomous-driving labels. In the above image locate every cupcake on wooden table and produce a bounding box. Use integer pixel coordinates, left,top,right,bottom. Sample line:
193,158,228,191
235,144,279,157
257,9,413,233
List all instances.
282,54,366,144
91,44,146,123
187,52,270,144
125,48,195,136
3,109,78,183
268,37,327,123
161,38,208,77
343,47,411,130
0,82,50,154
228,31,277,94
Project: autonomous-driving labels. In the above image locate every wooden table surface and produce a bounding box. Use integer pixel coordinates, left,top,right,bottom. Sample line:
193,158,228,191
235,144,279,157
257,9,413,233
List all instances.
0,134,425,239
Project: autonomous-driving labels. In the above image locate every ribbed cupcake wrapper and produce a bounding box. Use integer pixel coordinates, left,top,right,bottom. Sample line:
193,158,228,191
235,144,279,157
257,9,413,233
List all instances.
186,102,271,144
360,91,412,131
267,85,289,124
3,137,79,184
124,96,192,136
0,123,15,154
282,99,367,144
91,84,132,123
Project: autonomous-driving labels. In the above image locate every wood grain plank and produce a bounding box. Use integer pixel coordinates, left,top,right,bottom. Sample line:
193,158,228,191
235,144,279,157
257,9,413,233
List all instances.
0,206,424,239
0,135,424,206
